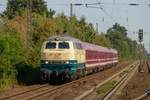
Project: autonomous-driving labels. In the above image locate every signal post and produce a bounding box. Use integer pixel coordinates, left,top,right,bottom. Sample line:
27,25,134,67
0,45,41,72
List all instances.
138,29,144,72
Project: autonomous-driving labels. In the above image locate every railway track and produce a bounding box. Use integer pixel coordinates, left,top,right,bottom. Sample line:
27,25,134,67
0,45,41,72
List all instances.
75,61,139,100
146,60,150,75
1,84,50,100
133,60,150,100
102,62,139,100
1,61,134,100
134,89,150,100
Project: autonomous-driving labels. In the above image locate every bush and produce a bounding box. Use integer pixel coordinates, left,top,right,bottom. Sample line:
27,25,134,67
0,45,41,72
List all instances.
0,34,24,89
0,58,17,89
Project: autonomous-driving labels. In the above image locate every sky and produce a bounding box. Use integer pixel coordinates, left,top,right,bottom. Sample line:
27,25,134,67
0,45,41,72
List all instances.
0,0,150,53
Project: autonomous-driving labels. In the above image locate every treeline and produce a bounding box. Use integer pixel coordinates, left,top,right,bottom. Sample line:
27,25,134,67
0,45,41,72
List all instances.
0,0,142,89
106,23,141,59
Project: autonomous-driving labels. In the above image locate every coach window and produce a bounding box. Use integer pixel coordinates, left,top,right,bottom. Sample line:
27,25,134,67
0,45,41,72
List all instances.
46,42,56,49
59,42,70,49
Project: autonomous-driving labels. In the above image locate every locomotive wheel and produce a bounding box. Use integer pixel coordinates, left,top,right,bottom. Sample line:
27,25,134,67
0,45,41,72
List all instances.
70,74,74,81
77,69,83,79
40,72,49,83
57,73,65,84
82,68,86,77
49,72,58,83
40,73,46,81
61,72,70,83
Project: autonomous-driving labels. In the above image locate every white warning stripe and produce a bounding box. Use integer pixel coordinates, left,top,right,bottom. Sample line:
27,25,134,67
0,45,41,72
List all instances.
86,60,118,68
86,58,118,62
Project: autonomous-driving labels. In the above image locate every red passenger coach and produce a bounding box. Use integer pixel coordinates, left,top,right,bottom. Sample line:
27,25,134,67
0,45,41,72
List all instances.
82,42,118,73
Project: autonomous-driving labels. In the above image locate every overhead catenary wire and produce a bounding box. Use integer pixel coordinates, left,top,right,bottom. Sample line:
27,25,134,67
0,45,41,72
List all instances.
97,1,116,22
97,0,117,30
46,1,150,7
85,0,116,23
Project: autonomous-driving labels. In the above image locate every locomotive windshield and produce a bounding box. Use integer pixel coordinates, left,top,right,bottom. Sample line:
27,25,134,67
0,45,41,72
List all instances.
58,42,69,49
46,42,56,49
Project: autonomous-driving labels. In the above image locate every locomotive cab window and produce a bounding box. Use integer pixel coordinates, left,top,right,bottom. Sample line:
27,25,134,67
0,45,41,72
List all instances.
46,42,56,49
58,42,69,49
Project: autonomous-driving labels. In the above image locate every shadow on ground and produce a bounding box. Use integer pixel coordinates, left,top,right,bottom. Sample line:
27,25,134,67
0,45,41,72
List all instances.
15,63,67,86
15,63,44,85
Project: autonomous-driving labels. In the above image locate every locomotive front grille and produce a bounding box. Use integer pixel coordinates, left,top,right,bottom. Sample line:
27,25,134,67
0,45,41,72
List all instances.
50,60,66,64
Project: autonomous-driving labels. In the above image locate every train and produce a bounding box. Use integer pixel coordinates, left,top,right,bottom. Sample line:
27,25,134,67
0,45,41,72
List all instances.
40,35,118,82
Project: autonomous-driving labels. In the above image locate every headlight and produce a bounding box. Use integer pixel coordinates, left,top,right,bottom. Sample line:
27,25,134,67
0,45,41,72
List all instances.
45,61,49,64
65,61,69,64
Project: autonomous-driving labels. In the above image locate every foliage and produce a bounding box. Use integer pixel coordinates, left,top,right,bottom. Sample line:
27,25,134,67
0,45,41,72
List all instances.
2,0,55,19
0,33,25,89
106,23,140,59
0,60,16,89
93,33,112,48
96,80,117,95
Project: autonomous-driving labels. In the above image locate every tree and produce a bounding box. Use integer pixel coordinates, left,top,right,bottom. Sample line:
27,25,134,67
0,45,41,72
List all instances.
47,8,55,18
93,33,112,48
107,23,127,37
106,23,140,59
3,0,55,19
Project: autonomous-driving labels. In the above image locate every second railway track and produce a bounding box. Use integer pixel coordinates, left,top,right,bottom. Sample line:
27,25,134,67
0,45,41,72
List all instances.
75,61,139,100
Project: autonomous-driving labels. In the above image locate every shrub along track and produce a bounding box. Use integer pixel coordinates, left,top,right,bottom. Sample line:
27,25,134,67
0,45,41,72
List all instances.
0,61,132,100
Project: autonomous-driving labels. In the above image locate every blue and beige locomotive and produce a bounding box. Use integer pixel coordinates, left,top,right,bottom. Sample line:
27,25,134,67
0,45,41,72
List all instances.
40,35,85,82
40,35,118,82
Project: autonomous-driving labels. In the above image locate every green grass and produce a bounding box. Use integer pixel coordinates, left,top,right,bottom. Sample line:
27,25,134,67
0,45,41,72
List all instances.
119,70,128,77
96,80,117,95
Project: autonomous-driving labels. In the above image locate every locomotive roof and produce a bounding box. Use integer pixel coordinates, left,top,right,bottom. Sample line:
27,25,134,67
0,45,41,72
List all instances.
82,42,118,53
48,35,82,43
47,35,117,53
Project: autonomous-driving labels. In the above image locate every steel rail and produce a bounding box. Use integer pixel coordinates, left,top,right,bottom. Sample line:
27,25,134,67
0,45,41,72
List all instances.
74,62,138,100
1,84,49,100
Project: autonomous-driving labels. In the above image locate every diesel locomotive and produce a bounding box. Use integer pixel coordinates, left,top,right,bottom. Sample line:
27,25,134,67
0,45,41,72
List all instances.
40,35,118,82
